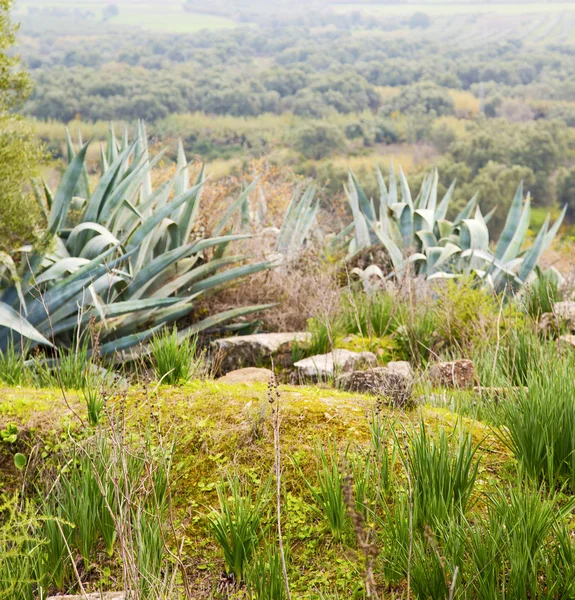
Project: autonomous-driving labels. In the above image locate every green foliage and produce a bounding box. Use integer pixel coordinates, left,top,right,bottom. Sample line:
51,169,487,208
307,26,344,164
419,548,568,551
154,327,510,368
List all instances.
0,0,43,251
207,474,270,581
382,82,455,118
292,122,347,160
150,326,201,385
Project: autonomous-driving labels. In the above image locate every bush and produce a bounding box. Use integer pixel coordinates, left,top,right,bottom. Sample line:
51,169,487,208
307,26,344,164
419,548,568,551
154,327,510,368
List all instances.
291,122,346,160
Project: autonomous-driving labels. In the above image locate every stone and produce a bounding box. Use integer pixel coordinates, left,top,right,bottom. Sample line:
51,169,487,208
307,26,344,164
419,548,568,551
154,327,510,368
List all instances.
540,301,575,332
428,359,475,389
211,332,310,374
47,594,125,600
293,349,377,381
217,367,274,384
337,364,414,407
559,334,575,349
385,360,413,378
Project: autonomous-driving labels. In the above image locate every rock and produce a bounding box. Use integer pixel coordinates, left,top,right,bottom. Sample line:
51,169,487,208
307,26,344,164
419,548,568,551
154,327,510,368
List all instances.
559,334,575,349
428,359,475,389
47,594,125,600
386,360,413,378
540,302,575,332
337,364,414,407
211,332,310,374
554,301,575,321
293,349,377,381
217,367,274,384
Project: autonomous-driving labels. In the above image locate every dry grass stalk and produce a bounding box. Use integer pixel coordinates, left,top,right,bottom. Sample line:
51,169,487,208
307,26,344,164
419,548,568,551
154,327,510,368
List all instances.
268,368,291,600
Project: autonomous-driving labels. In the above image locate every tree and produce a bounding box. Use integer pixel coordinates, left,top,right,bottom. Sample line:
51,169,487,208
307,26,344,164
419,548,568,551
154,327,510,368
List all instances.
0,0,42,251
558,166,575,219
102,3,119,22
292,122,346,160
408,12,430,29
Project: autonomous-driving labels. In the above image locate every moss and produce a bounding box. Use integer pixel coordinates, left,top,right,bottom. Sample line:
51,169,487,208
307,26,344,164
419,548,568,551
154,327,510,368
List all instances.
0,380,513,597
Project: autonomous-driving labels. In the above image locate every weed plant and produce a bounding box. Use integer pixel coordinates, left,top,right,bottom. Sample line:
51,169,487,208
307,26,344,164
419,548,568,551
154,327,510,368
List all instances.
150,327,202,385
0,339,28,386
402,422,481,526
207,474,270,581
294,442,350,541
246,545,286,600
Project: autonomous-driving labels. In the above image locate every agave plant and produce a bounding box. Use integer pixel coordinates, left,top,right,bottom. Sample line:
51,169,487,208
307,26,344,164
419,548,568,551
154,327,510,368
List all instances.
341,165,565,292
0,123,274,356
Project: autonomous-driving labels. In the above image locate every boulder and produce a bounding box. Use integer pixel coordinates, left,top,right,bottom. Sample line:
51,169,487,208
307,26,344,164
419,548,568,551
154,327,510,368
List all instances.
540,301,575,332
212,332,310,374
337,364,414,407
47,594,125,600
293,349,377,381
217,367,274,384
428,359,475,389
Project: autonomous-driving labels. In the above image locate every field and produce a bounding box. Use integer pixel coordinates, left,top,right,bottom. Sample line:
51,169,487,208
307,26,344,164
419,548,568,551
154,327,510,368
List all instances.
332,2,575,16
15,0,236,32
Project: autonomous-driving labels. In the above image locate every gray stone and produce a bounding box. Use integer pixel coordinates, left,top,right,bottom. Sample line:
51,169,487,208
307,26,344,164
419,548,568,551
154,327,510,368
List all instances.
385,361,413,378
217,367,274,384
540,301,575,332
429,359,475,389
337,364,414,407
47,594,125,600
293,349,377,381
212,332,310,373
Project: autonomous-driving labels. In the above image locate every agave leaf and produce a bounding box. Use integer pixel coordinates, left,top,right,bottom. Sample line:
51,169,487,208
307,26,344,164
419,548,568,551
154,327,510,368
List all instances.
495,182,524,259
349,171,375,221
48,142,90,234
399,204,413,248
188,261,273,295
453,192,479,227
0,252,26,312
0,301,54,347
398,166,413,209
500,197,531,263
213,177,259,237
517,216,550,283
436,179,456,221
416,230,438,250
369,222,405,272
460,219,489,251
35,257,91,284
542,204,567,254
388,162,398,205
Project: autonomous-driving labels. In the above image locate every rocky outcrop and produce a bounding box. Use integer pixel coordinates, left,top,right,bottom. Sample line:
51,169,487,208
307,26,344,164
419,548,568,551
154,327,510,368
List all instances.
293,349,377,381
428,359,475,389
211,332,310,374
217,367,274,384
559,334,575,349
337,362,414,407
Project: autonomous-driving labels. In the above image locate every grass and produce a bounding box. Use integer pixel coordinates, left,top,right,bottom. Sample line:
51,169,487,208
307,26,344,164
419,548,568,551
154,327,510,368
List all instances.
0,366,566,597
333,2,575,16
150,327,202,385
